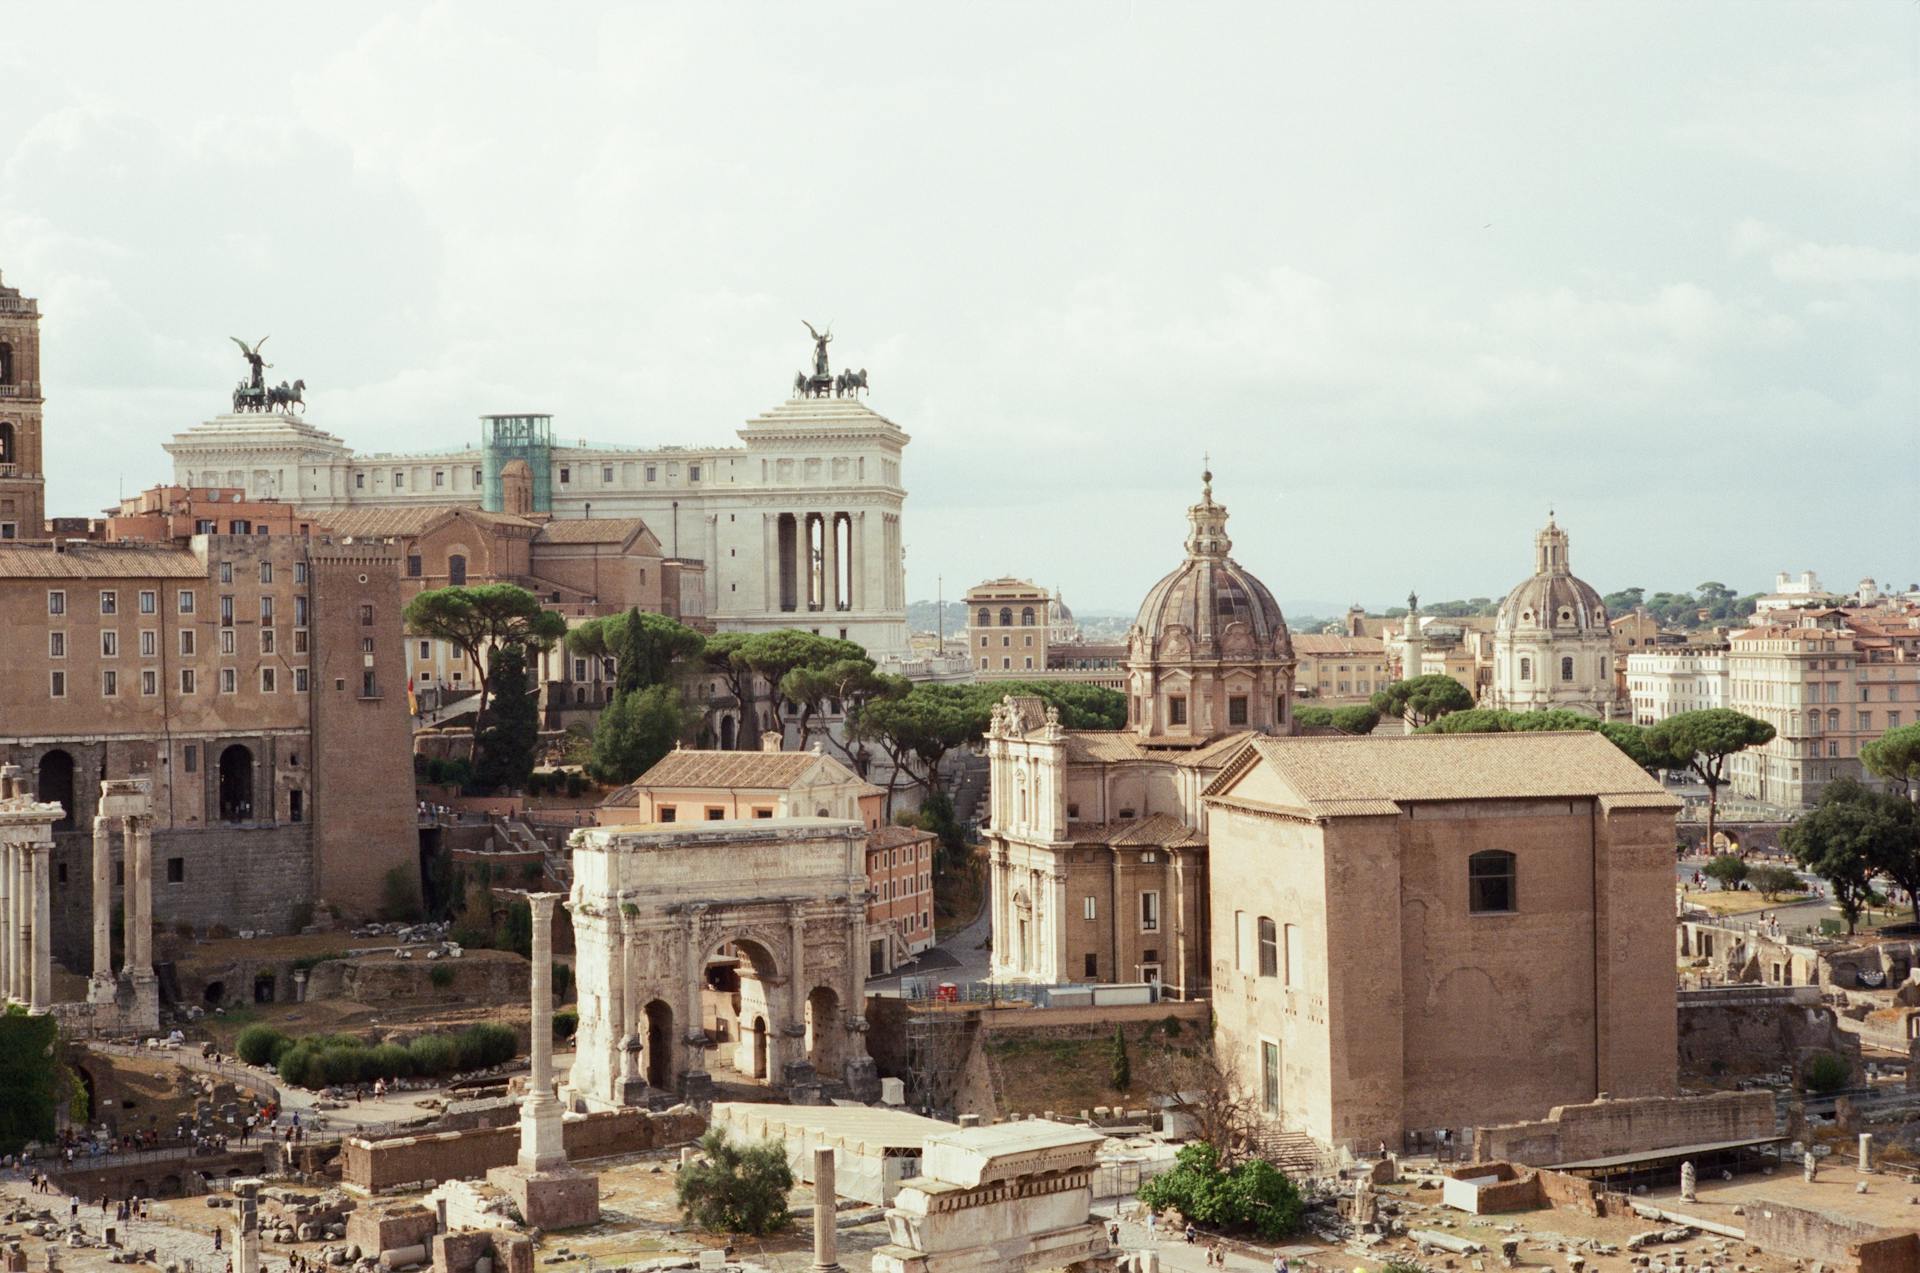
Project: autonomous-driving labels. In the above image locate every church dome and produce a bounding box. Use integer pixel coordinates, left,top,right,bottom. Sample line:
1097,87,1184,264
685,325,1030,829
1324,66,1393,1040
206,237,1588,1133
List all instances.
1495,517,1609,635
1130,471,1292,663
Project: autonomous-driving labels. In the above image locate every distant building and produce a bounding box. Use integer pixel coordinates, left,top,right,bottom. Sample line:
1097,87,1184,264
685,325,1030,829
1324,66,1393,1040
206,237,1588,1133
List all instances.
0,271,44,542
1726,607,1920,809
1487,517,1620,718
1626,643,1729,726
1754,570,1839,616
1207,731,1680,1151
965,578,1053,678
1292,633,1391,705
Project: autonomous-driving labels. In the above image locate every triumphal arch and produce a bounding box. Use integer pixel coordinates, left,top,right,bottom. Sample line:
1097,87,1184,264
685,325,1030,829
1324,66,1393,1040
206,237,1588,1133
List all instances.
564,818,879,1108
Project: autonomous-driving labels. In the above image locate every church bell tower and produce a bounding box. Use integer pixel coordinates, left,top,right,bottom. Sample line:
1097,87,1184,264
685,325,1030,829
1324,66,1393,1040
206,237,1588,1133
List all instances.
0,271,46,540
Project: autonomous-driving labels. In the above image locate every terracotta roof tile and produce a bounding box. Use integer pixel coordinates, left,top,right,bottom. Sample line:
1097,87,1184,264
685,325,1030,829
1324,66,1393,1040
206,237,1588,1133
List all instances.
1213,731,1678,817
868,826,937,849
303,505,537,540
0,542,206,579
1291,634,1388,655
1065,813,1205,848
603,748,877,804
532,518,656,546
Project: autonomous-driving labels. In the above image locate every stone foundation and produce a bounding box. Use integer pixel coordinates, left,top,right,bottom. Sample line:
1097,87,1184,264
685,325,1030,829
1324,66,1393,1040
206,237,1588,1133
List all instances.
483,1166,599,1231
1471,1091,1774,1166
343,1106,705,1193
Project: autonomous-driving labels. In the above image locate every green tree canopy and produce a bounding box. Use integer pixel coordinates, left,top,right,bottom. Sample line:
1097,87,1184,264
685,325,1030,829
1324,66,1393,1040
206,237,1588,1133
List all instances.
566,608,706,695
472,642,540,792
1136,1141,1305,1242
1370,674,1474,727
1295,704,1381,735
743,631,868,732
590,683,696,786
1747,864,1805,900
781,657,910,754
1784,778,1904,933
700,633,757,745
1863,723,1920,798
1701,855,1748,891
1646,709,1776,854
403,584,568,726
675,1129,795,1236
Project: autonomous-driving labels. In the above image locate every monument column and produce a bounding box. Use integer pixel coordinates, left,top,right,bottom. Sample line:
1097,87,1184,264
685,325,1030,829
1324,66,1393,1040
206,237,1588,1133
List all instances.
90,815,114,995
852,511,867,612
823,513,841,612
788,904,808,1049
811,1146,842,1272
517,892,565,1172
0,836,13,1001
682,912,706,1079
13,839,31,1002
29,838,53,1014
130,818,153,977
1049,867,1070,984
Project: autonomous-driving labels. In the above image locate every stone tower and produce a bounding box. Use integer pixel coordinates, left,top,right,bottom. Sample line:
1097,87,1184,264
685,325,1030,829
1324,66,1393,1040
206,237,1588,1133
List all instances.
0,271,46,540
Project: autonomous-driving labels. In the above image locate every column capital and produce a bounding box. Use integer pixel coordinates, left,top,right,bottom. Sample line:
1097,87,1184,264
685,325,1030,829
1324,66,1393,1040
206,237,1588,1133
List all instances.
526,891,562,922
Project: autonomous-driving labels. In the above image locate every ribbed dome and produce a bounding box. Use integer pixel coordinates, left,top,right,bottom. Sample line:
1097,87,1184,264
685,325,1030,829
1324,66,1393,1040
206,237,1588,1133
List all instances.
1495,518,1609,635
1129,472,1292,663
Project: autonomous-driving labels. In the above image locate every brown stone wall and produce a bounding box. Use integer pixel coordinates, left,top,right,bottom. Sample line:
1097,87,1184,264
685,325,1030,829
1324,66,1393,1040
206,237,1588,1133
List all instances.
1471,1091,1774,1166
346,1206,436,1255
1678,998,1861,1079
1534,1168,1610,1216
344,1108,706,1191
309,547,418,917
1743,1198,1920,1273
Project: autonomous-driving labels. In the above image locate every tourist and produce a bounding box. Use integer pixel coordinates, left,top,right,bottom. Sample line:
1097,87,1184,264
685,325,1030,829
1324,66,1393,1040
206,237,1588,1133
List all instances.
214,1226,223,1251
1273,1256,1289,1273
1107,1220,1120,1246
1184,1220,1196,1244
1144,1210,1156,1241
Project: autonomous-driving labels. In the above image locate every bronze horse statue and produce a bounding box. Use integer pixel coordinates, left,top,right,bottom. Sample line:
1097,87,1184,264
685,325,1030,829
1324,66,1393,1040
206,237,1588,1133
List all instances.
834,368,868,397
267,379,306,412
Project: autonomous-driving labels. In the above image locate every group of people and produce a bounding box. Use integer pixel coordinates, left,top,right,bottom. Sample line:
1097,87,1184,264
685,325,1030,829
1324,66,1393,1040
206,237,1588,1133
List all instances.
1109,1210,1294,1271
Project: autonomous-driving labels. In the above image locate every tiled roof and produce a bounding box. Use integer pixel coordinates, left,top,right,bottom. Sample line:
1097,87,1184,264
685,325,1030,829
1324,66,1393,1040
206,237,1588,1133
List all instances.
1212,731,1678,818
303,505,537,540
868,825,937,849
1292,634,1387,655
1061,729,1256,769
0,542,206,579
532,518,655,546
603,748,867,802
1065,813,1205,849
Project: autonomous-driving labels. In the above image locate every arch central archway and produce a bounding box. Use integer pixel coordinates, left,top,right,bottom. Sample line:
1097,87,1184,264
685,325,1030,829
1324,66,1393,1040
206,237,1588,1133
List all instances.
805,986,843,1074
705,935,785,1086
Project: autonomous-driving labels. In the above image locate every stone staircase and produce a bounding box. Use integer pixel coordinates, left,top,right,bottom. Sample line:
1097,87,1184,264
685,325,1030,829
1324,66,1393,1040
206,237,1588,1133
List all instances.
1249,1129,1332,1179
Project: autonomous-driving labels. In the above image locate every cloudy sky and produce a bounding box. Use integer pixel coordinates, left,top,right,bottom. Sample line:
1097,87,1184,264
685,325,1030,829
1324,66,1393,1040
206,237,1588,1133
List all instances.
3,4,1914,613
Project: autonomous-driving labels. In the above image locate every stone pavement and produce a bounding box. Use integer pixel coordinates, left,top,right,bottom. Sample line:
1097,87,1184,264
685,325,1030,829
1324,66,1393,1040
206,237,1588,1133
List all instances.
1094,1205,1327,1272
1,1172,292,1273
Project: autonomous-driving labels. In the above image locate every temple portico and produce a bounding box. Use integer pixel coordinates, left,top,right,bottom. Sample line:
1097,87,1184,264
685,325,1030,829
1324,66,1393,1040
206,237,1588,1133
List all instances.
0,763,62,1013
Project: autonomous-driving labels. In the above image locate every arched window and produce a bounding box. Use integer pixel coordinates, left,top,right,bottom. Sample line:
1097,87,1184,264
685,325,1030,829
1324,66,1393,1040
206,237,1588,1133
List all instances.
1469,850,1516,914
999,607,1013,627
1560,656,1574,682
977,608,990,627
36,749,75,831
1808,712,1820,733
1021,607,1035,626
218,745,255,823
1519,657,1532,681
1827,708,1840,730
0,420,14,465
1257,917,1278,977
448,554,468,586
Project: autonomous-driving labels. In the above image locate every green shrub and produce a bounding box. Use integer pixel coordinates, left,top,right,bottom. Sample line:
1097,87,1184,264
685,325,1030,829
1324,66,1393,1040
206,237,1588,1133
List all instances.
406,1034,458,1075
1702,855,1749,890
429,964,455,989
322,1046,368,1086
235,1025,291,1067
1805,1050,1851,1095
1137,1142,1304,1241
1108,1026,1131,1091
454,1022,517,1070
564,772,588,798
274,1045,321,1088
380,866,424,923
675,1129,794,1235
369,1043,415,1079
554,1010,579,1042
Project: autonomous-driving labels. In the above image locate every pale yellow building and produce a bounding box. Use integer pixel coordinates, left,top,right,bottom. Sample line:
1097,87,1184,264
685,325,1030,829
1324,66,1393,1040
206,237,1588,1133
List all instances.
965,578,1053,678
1292,633,1391,705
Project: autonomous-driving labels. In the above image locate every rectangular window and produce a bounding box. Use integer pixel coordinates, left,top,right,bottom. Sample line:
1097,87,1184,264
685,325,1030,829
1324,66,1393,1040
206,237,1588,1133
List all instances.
47,590,65,615
359,604,373,626
433,470,445,488
419,640,431,659
1084,952,1098,979
261,667,276,693
179,629,196,656
295,596,309,626
260,596,274,624
220,595,234,627
1083,896,1097,920
100,590,117,615
141,669,157,696
50,670,66,698
407,555,422,578
102,669,118,697
139,590,157,614
294,561,308,584
219,667,237,694
645,464,657,483
261,628,275,654
294,667,309,692
559,465,571,483
753,807,773,818
690,463,703,481
362,668,378,697
220,629,235,655
393,470,404,488
101,630,118,657
166,858,184,884
259,562,273,584
1261,1040,1280,1115
1228,695,1248,726
1258,917,1278,977
180,668,196,694
659,805,677,822
184,744,197,772
1169,695,1188,725
140,630,156,657
602,465,614,483
219,561,233,584
294,629,309,653
1140,890,1160,932
1469,851,1517,914
289,790,303,822
705,806,726,821
178,589,195,614
48,631,65,658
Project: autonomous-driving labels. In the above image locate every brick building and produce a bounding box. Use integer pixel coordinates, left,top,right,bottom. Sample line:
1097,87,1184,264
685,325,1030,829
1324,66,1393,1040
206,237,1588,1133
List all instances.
1206,731,1680,1152
0,271,46,540
0,535,418,963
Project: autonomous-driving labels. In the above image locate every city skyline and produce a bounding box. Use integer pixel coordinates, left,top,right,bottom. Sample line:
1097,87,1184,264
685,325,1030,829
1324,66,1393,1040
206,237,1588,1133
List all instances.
2,3,1914,610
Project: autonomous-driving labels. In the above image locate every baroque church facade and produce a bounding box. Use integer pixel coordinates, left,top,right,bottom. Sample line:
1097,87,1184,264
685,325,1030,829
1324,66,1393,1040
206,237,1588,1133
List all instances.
985,472,1295,998
162,344,913,656
1487,516,1622,718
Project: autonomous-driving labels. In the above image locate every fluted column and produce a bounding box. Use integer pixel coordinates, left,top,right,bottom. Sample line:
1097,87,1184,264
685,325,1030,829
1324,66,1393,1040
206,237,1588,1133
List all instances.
10,840,28,1002
129,819,154,978
91,816,114,988
0,838,13,1001
823,514,841,612
518,892,565,1172
811,1146,842,1271
29,840,52,1014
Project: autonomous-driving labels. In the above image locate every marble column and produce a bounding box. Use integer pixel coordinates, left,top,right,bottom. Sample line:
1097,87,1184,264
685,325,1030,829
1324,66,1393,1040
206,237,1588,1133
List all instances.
682,913,707,1079
852,511,867,612
129,819,153,978
518,892,566,1172
811,1146,842,1272
789,905,808,1052
91,815,114,992
0,838,13,1001
823,513,841,613
1049,868,1070,984
13,840,31,1002
29,839,52,1014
